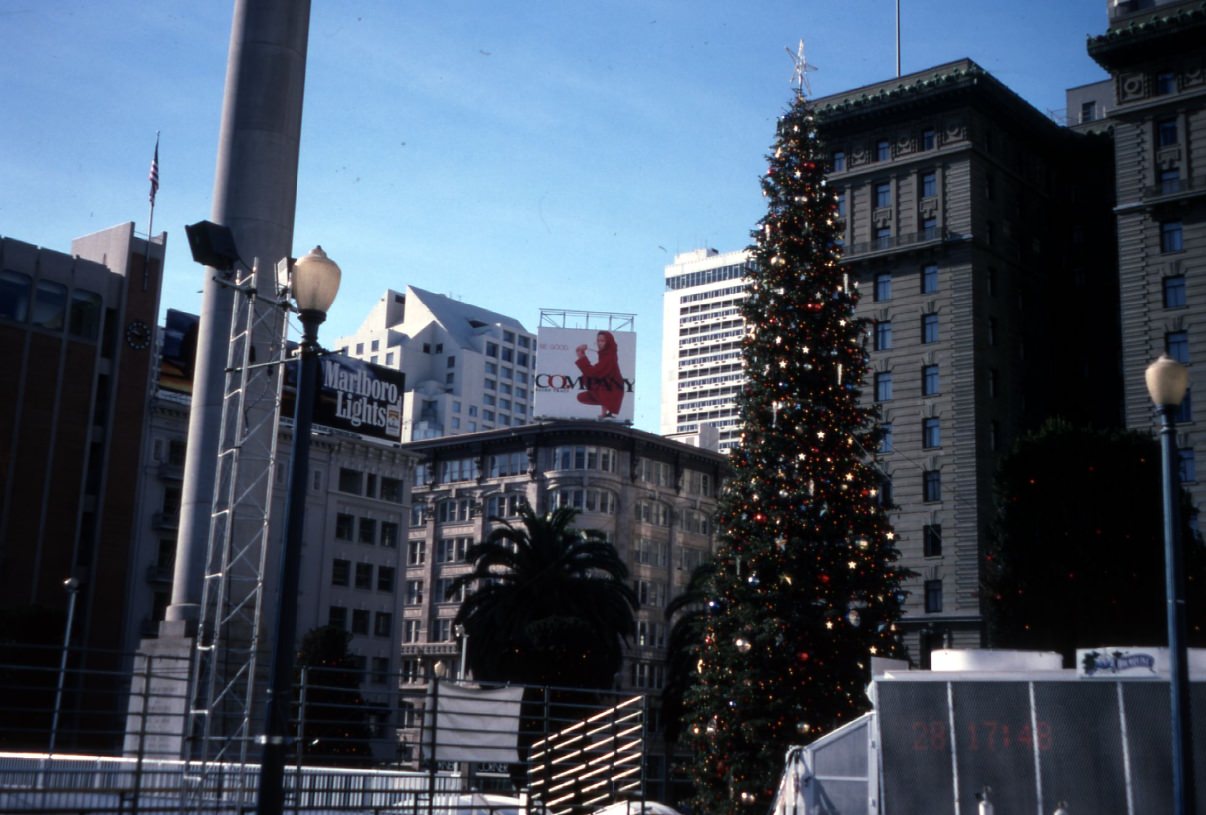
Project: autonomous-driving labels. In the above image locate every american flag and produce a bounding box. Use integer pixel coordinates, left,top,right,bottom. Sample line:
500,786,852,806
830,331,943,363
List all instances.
148,136,160,205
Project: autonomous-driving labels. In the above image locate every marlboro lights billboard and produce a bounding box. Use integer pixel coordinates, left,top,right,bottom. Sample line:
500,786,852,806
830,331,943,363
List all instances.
533,327,636,422
283,351,405,442
316,355,405,441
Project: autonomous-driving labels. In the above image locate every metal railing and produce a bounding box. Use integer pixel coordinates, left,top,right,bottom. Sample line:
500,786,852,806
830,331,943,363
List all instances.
0,643,650,814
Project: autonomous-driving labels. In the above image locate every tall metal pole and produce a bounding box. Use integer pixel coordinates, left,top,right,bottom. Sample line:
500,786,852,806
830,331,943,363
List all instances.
166,0,312,634
256,307,324,815
1157,403,1196,815
895,0,901,78
48,578,79,756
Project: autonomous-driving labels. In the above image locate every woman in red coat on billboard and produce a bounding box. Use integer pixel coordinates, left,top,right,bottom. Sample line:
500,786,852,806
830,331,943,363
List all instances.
575,331,624,418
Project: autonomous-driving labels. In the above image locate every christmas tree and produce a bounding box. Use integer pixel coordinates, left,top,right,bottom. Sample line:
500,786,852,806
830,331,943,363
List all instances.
681,90,908,814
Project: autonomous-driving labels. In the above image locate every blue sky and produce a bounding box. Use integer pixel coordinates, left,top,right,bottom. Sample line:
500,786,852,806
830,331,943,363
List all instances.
0,1,1110,432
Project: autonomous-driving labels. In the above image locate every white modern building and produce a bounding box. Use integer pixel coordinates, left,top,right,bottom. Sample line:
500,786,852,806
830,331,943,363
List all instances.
659,248,753,452
335,287,537,441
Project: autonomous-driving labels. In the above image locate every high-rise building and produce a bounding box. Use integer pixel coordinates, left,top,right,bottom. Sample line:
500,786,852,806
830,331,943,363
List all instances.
660,248,753,452
1088,0,1206,519
659,59,1119,659
0,223,165,658
335,287,537,441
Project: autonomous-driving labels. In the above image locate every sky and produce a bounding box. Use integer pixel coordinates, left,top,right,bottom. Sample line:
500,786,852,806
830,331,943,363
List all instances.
0,0,1112,433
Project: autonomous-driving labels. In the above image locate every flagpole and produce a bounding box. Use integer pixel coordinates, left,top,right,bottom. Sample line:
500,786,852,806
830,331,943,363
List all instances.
144,132,160,291
896,0,901,77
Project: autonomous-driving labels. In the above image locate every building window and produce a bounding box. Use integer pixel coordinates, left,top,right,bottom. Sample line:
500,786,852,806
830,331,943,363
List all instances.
406,580,424,605
921,216,938,236
634,500,672,527
370,657,389,685
923,470,942,502
924,579,943,613
351,609,370,635
437,536,471,563
922,313,939,344
874,182,891,208
1177,389,1193,423
436,498,471,523
403,619,421,643
874,225,892,248
879,477,894,508
1167,330,1190,364
1080,100,1096,124
407,540,426,565
921,263,938,294
0,270,33,322
335,513,354,541
436,578,466,603
431,618,453,642
988,369,999,398
921,128,936,150
923,524,942,557
378,566,396,593
486,492,525,518
921,171,936,198
634,580,668,608
681,508,711,535
875,273,892,302
1180,448,1197,483
379,476,404,503
880,423,893,453
874,320,893,350
988,318,997,346
922,364,940,396
1161,221,1183,253
380,522,399,549
355,562,373,590
1157,118,1179,147
923,417,941,449
634,538,669,567
328,606,347,629
832,150,846,172
551,488,618,516
875,372,893,402
1156,71,1177,95
69,290,103,339
338,467,363,495
685,469,713,497
553,445,617,472
486,341,498,357
836,191,847,218
358,517,376,545
30,280,66,329
876,139,890,161
1165,275,1187,308
331,559,350,587
374,612,393,638
1160,168,1182,194
637,457,675,487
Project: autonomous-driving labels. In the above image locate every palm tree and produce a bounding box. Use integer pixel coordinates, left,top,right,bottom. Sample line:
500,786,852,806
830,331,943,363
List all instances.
450,503,637,689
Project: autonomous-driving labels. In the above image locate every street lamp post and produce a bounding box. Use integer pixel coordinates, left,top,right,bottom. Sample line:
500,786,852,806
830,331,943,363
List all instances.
1145,354,1196,815
257,247,341,815
48,577,80,756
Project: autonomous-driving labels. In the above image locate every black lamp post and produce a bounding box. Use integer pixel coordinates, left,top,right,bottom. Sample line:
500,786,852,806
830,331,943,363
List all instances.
1145,353,1196,815
257,246,341,815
